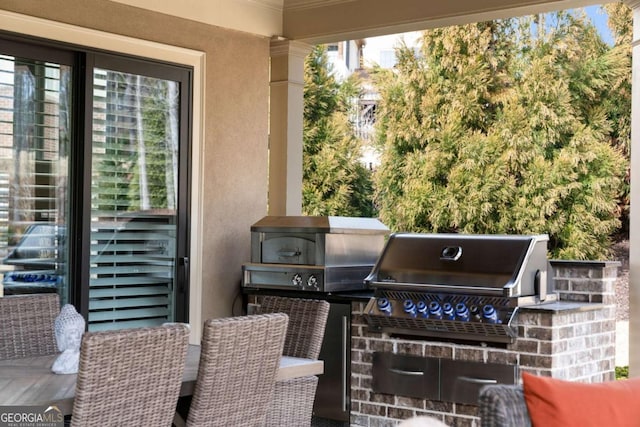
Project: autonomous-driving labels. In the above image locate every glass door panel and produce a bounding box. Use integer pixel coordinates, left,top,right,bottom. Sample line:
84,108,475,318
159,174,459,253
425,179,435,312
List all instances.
89,68,180,330
0,54,71,302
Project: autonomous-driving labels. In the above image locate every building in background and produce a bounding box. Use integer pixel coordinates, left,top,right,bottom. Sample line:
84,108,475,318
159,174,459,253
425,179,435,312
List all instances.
326,32,420,169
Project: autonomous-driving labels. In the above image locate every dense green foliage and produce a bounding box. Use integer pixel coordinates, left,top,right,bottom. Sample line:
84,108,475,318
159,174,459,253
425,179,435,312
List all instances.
604,3,632,237
302,46,375,217
96,75,177,214
128,91,172,209
372,11,628,259
616,365,629,380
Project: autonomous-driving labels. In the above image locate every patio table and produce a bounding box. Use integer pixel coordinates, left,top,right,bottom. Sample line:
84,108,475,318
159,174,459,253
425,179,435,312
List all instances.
0,344,323,415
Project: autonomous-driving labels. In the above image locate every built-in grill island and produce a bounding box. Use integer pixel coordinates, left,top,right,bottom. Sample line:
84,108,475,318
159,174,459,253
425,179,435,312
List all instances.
363,233,553,344
243,226,619,426
351,233,618,427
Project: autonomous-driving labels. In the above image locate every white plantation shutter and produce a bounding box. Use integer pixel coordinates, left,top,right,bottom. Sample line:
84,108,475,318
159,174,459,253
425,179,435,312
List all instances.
88,68,178,331
0,54,70,301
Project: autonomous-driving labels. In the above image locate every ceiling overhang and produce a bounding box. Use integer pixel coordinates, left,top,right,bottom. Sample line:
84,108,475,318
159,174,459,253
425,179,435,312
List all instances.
108,0,604,43
283,0,603,44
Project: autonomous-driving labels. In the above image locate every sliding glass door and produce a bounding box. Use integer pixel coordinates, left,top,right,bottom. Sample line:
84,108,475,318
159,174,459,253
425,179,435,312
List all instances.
0,43,72,303
0,36,192,330
88,59,189,330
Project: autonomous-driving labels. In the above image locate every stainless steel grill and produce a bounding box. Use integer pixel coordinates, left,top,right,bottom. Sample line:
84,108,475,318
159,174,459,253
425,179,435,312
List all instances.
242,216,389,292
363,233,553,343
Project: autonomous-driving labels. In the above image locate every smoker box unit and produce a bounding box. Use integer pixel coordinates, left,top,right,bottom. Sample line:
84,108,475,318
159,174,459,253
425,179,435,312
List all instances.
242,216,389,292
363,233,552,343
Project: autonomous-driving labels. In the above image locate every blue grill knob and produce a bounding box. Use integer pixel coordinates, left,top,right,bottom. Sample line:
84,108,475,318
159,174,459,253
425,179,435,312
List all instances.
442,302,455,320
455,302,470,322
428,301,443,319
482,304,501,324
416,300,428,318
403,299,417,317
376,298,393,315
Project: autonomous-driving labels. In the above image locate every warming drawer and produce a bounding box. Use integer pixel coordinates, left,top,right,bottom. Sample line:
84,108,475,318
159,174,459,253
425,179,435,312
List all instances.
440,359,518,404
371,352,518,405
372,352,440,400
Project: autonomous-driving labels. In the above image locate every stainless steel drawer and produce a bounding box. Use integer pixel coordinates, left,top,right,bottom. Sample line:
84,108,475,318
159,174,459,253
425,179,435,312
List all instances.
440,359,518,404
372,352,440,400
372,352,517,405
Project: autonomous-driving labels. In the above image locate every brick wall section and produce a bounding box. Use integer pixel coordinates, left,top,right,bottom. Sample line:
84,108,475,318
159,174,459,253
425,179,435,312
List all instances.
350,261,618,427
551,260,619,305
515,304,616,381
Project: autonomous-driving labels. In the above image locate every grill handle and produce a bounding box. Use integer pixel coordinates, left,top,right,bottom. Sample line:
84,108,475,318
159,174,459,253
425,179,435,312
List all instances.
367,281,509,296
276,250,302,258
388,368,425,377
457,376,498,385
535,269,548,301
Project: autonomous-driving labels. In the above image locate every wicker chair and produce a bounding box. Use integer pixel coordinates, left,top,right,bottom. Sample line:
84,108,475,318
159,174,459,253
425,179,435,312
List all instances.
185,313,288,427
478,384,531,427
0,293,60,359
70,323,190,427
258,296,330,427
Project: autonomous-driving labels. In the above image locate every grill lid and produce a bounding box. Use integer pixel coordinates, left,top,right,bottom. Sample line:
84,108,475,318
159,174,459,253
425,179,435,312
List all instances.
365,233,549,298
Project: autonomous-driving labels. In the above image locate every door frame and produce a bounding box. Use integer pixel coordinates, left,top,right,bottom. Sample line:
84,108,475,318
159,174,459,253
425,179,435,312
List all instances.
0,10,206,343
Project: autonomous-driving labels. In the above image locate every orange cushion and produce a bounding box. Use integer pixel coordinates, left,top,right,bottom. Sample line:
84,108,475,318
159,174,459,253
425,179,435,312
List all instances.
522,372,640,427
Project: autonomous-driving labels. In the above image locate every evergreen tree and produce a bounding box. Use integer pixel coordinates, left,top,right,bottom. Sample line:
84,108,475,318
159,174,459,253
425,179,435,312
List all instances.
604,3,632,237
302,45,375,217
373,12,627,260
128,78,172,210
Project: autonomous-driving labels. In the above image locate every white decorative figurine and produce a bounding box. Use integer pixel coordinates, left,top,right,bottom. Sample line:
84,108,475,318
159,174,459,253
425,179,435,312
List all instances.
52,304,85,374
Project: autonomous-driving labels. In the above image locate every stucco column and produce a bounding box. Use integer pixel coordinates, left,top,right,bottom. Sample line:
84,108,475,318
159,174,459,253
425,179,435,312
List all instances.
627,0,640,377
269,39,312,215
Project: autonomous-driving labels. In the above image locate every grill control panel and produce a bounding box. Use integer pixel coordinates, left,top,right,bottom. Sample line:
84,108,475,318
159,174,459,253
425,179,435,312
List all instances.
364,290,519,344
244,267,323,291
242,262,374,292
377,297,504,324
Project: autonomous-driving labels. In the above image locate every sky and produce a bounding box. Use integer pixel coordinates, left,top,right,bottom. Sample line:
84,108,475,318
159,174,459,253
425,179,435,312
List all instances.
584,5,614,45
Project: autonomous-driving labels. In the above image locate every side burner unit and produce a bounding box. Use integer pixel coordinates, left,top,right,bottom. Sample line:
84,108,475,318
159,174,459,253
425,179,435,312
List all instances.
363,233,553,344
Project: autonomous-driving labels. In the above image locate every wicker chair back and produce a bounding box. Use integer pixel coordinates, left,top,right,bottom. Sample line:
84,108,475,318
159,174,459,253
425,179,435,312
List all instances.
258,296,330,427
186,313,288,427
0,293,59,360
71,323,190,427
